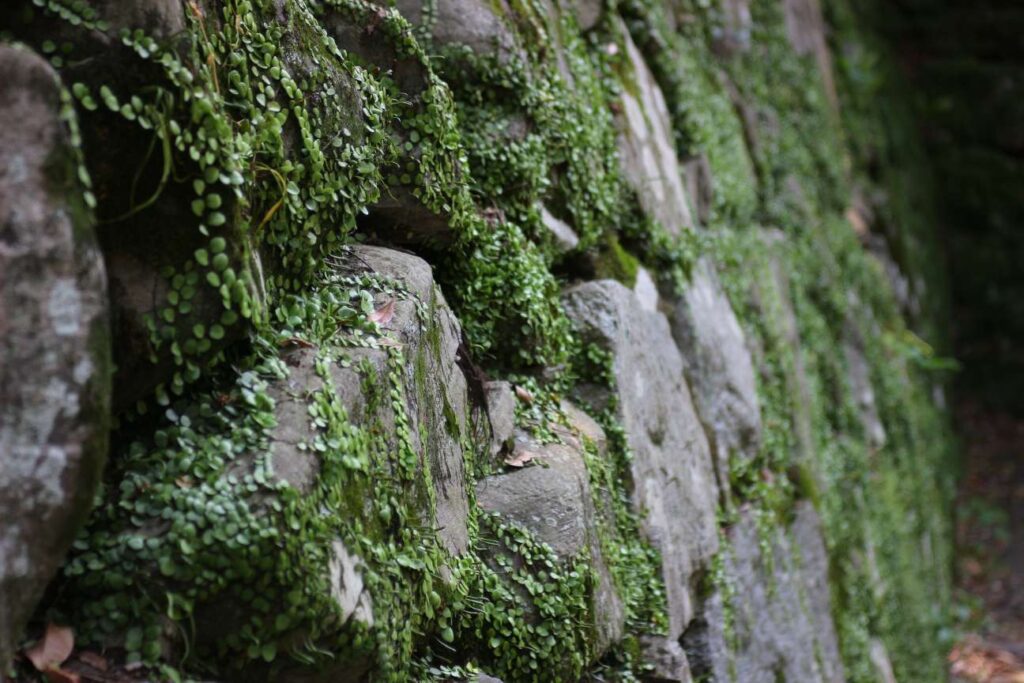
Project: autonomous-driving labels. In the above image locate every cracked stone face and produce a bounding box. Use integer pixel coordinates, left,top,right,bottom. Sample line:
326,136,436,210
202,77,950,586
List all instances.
476,404,626,654
563,279,718,638
683,502,844,683
612,18,696,239
0,45,111,670
664,257,762,500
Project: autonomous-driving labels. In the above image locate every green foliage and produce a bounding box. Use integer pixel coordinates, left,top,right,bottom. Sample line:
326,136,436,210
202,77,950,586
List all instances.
9,0,958,680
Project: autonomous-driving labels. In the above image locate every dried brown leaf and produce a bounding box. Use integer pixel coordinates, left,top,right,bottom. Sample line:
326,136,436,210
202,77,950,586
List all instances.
504,449,538,468
368,299,396,325
514,385,533,404
278,336,316,349
24,624,74,672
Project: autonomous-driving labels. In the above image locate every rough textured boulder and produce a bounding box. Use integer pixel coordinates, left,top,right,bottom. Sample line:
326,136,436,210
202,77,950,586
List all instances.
713,0,752,55
634,266,660,313
563,280,718,637
343,245,481,553
541,206,581,254
666,258,762,498
0,45,111,669
212,245,478,561
638,635,694,682
483,380,516,458
781,0,837,108
751,232,817,473
381,0,522,63
476,406,625,653
612,19,696,237
683,501,844,683
843,318,887,449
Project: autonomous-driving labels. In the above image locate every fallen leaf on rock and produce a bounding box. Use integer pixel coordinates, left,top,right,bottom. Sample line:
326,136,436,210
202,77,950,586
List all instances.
504,449,539,468
25,623,74,672
278,336,316,349
514,385,533,404
368,299,396,325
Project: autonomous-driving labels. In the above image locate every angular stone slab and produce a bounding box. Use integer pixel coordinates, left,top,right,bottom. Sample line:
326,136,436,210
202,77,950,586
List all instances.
683,502,844,683
563,280,718,638
666,258,761,499
342,245,480,554
378,0,522,64
183,245,479,679
0,45,111,669
843,318,886,449
612,19,696,237
638,635,693,682
782,0,837,108
750,231,817,474
476,407,625,653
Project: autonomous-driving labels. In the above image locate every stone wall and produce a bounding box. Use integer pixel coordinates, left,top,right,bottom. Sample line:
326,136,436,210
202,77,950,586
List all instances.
0,0,955,681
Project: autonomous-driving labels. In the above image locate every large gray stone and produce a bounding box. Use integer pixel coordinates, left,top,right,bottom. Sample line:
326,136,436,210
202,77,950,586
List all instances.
187,246,481,678
681,154,714,227
540,205,581,254
683,502,844,683
484,380,516,459
711,0,752,56
476,406,625,653
612,19,696,238
382,0,522,64
0,45,111,670
782,0,837,109
843,318,886,449
224,246,478,557
639,635,693,682
333,245,479,555
750,232,816,473
563,280,718,638
666,258,761,500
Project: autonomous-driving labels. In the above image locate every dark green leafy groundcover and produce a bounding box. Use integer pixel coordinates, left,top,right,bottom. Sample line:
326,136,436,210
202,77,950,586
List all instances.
3,0,955,680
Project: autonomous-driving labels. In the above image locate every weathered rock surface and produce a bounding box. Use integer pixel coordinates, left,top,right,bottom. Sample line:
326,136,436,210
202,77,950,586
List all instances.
221,245,477,555
332,245,481,555
541,205,581,254
0,45,111,669
563,280,718,637
382,0,522,63
781,0,837,108
476,407,625,652
634,265,660,313
186,246,480,677
712,0,752,55
666,258,761,498
612,19,696,237
484,380,516,458
751,231,817,472
683,501,844,683
639,635,694,682
681,154,714,226
843,319,886,449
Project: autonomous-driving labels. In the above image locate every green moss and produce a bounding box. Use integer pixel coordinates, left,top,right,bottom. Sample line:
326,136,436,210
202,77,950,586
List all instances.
593,234,640,287
15,0,958,680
